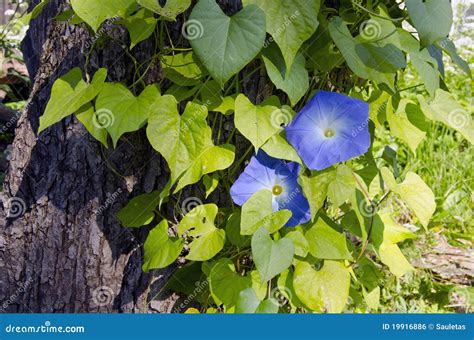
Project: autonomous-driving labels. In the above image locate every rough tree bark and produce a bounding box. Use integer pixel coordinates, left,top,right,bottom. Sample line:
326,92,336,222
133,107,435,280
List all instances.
0,0,268,313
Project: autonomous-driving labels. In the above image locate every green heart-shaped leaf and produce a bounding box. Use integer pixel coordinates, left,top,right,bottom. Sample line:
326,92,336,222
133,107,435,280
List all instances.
405,0,452,47
189,0,266,85
96,83,161,147
179,204,225,261
293,260,350,312
251,227,294,283
70,0,134,32
208,258,252,308
138,0,191,21
39,68,107,133
142,219,184,272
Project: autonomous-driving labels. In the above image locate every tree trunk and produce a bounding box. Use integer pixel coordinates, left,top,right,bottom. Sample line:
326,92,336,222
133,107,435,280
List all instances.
0,0,167,313
0,0,264,313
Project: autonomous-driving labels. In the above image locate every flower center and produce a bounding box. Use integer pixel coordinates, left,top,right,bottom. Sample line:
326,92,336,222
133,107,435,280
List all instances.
324,128,335,138
272,185,283,196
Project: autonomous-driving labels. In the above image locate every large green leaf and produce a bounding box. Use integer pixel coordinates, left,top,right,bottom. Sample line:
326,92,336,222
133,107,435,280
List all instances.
225,213,250,247
328,16,405,90
175,144,235,192
161,52,205,86
240,190,291,235
120,8,157,49
70,0,134,31
234,94,282,149
386,98,426,154
379,243,414,278
372,213,416,277
261,133,302,164
437,38,471,77
138,0,191,21
418,90,474,144
142,219,184,272
244,0,321,71
235,288,279,313
406,0,452,46
178,204,225,261
117,191,160,228
281,226,309,257
251,227,294,283
262,43,309,106
75,103,108,147
305,217,352,260
293,260,350,312
147,98,211,184
327,165,356,207
208,258,252,308
95,83,160,147
299,170,336,220
189,0,266,85
147,97,231,191
398,30,439,96
382,170,436,229
39,68,107,133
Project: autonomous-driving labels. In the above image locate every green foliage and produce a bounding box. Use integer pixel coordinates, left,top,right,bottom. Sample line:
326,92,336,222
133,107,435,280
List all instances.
293,260,350,312
189,0,266,85
35,0,473,314
405,0,452,47
39,68,107,133
97,83,160,147
234,94,282,149
70,0,134,32
243,0,321,72
143,220,184,272
137,0,191,21
251,227,294,282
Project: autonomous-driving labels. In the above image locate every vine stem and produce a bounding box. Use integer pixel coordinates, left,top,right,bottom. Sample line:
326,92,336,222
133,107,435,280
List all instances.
352,1,405,22
349,190,392,267
228,145,253,179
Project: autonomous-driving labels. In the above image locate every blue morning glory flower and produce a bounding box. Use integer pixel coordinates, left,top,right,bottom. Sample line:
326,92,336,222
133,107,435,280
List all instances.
285,91,370,171
230,151,311,227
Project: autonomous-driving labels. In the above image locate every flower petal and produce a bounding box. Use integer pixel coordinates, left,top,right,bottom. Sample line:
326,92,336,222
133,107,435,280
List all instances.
286,90,370,170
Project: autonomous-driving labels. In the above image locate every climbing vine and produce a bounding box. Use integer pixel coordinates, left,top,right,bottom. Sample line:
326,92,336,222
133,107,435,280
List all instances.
34,0,472,313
